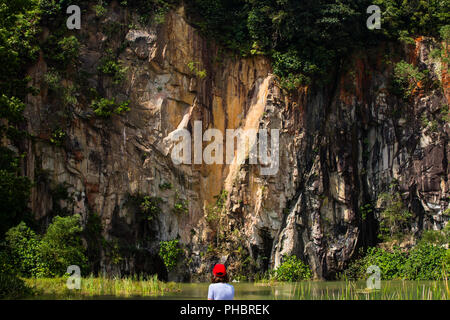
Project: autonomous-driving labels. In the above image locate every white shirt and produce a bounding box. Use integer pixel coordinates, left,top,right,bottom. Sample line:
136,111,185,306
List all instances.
208,283,235,300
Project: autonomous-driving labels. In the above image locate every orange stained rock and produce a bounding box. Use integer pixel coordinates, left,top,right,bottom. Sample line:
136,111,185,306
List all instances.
339,75,353,106
297,85,309,111
355,58,367,103
338,58,367,105
409,36,424,66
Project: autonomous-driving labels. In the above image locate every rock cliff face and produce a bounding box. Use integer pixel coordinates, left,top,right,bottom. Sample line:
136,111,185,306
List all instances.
24,3,448,280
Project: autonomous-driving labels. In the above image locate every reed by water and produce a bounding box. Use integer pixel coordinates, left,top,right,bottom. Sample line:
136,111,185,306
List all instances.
24,274,180,299
19,274,449,300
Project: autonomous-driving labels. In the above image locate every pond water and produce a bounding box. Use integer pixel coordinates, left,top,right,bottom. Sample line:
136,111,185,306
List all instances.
147,280,448,300
29,280,448,300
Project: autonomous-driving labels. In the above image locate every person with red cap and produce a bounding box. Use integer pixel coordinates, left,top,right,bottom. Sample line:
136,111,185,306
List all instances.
207,264,235,300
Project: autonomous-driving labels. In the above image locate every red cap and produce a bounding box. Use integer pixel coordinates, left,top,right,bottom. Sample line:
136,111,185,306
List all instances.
213,264,226,277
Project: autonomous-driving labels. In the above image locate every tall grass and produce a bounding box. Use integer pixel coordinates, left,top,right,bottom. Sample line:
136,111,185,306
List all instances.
284,280,449,300
23,275,180,299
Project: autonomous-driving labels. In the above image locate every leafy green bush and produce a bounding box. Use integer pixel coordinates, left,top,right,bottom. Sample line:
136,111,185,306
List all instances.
373,0,449,40
98,50,128,84
0,0,41,98
0,95,26,125
402,244,449,280
4,222,47,277
419,224,450,246
2,215,87,278
91,98,130,118
344,245,449,280
185,1,449,90
159,239,183,271
94,3,107,17
173,190,188,215
55,36,80,67
187,61,207,79
275,255,312,281
377,192,412,241
0,1,42,244
42,33,81,70
39,214,88,277
140,196,163,221
0,274,33,299
125,193,163,221
0,170,32,238
430,25,450,64
391,61,427,99
50,129,67,147
206,190,227,224
43,70,62,92
188,0,364,88
349,247,407,280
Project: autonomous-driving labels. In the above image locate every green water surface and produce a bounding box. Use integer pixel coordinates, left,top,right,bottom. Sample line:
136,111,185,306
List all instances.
148,280,448,300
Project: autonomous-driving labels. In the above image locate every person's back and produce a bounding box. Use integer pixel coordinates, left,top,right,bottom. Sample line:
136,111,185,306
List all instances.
208,282,235,300
208,264,234,300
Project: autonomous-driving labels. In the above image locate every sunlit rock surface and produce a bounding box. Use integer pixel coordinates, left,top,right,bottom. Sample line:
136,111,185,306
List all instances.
23,4,448,280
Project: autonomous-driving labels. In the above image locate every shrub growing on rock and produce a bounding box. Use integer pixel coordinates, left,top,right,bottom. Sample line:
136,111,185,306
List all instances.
2,215,87,278
275,255,312,281
159,239,183,272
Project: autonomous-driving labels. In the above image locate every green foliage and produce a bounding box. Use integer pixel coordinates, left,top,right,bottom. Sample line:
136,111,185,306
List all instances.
173,190,188,215
94,2,107,17
50,129,67,147
344,245,449,280
38,214,88,277
55,36,80,68
4,222,48,277
51,183,71,202
348,247,408,280
186,0,364,89
360,203,374,221
0,274,33,299
42,33,81,70
0,0,41,241
402,244,449,280
398,30,415,45
43,70,62,92
0,0,41,98
373,0,450,40
2,215,87,278
0,169,32,238
206,190,227,224
159,182,173,190
377,192,412,242
419,224,450,247
391,61,427,99
140,196,163,221
430,25,450,64
159,239,182,271
440,25,450,42
0,95,26,125
98,49,128,84
0,94,29,142
274,255,312,281
185,1,449,90
91,98,130,118
102,238,123,265
187,61,207,79
125,193,163,221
